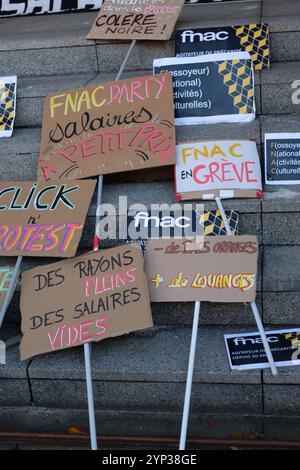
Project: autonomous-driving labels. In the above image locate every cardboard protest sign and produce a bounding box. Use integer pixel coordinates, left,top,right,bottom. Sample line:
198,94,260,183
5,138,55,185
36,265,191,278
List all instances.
0,76,17,138
144,235,258,302
0,267,15,310
175,24,270,70
122,208,239,252
86,0,185,41
175,139,262,200
153,52,255,125
264,133,300,185
38,74,176,181
0,179,96,257
20,243,153,360
0,0,101,16
225,328,300,370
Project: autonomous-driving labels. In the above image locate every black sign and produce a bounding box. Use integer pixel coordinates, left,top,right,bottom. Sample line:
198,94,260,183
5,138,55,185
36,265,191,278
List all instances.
0,0,100,17
122,208,203,252
175,24,270,70
225,329,300,370
264,133,300,185
122,209,238,252
153,53,255,125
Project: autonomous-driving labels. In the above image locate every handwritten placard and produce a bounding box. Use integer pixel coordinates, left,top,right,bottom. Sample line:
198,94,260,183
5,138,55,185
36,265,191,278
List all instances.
38,74,176,181
20,244,153,360
0,179,96,257
86,0,185,41
153,52,255,125
144,236,258,302
175,140,262,200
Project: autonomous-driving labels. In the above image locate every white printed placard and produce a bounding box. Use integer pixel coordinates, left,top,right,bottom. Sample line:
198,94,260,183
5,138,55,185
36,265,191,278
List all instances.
153,52,255,126
175,139,262,200
264,133,300,185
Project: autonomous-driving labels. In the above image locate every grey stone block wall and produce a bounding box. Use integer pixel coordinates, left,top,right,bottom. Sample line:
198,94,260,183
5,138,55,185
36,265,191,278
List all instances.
1,0,300,443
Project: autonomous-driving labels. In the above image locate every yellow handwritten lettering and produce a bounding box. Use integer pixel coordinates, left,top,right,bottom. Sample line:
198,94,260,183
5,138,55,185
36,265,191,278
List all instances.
91,85,106,108
229,143,243,158
50,93,66,118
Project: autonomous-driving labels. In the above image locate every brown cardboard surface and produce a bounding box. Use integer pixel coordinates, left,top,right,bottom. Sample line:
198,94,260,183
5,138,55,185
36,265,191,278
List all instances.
38,74,176,181
145,235,258,302
87,0,185,41
0,179,96,257
20,243,153,360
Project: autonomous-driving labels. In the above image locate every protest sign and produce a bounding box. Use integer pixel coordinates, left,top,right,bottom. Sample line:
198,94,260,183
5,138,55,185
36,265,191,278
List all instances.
122,208,239,252
20,243,153,360
86,0,185,41
123,207,205,242
144,235,258,302
175,139,262,200
175,24,270,70
264,133,300,185
0,76,17,138
38,74,176,181
225,328,300,370
0,0,101,16
0,267,14,310
0,179,96,257
153,52,255,125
